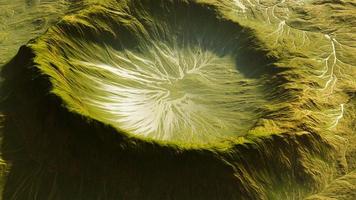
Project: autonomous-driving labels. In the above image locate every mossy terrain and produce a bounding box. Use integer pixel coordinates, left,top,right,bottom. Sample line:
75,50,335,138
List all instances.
0,0,355,199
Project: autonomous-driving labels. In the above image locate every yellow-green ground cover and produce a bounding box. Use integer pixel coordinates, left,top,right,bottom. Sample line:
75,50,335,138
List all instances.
0,0,355,199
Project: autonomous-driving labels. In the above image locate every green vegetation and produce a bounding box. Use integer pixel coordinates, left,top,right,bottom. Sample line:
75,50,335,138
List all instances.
0,0,355,199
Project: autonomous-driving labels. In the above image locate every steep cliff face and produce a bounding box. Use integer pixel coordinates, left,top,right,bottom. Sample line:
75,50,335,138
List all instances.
0,0,355,199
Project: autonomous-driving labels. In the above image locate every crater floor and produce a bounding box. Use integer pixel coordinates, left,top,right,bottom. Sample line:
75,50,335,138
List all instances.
72,42,266,143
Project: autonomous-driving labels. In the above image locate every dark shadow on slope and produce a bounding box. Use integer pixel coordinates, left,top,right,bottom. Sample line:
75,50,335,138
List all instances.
0,45,335,199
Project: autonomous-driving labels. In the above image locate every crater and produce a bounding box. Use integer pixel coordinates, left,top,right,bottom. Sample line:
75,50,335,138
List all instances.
32,0,278,144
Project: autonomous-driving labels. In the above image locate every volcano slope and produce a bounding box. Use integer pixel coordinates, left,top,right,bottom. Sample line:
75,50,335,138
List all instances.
0,0,355,199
